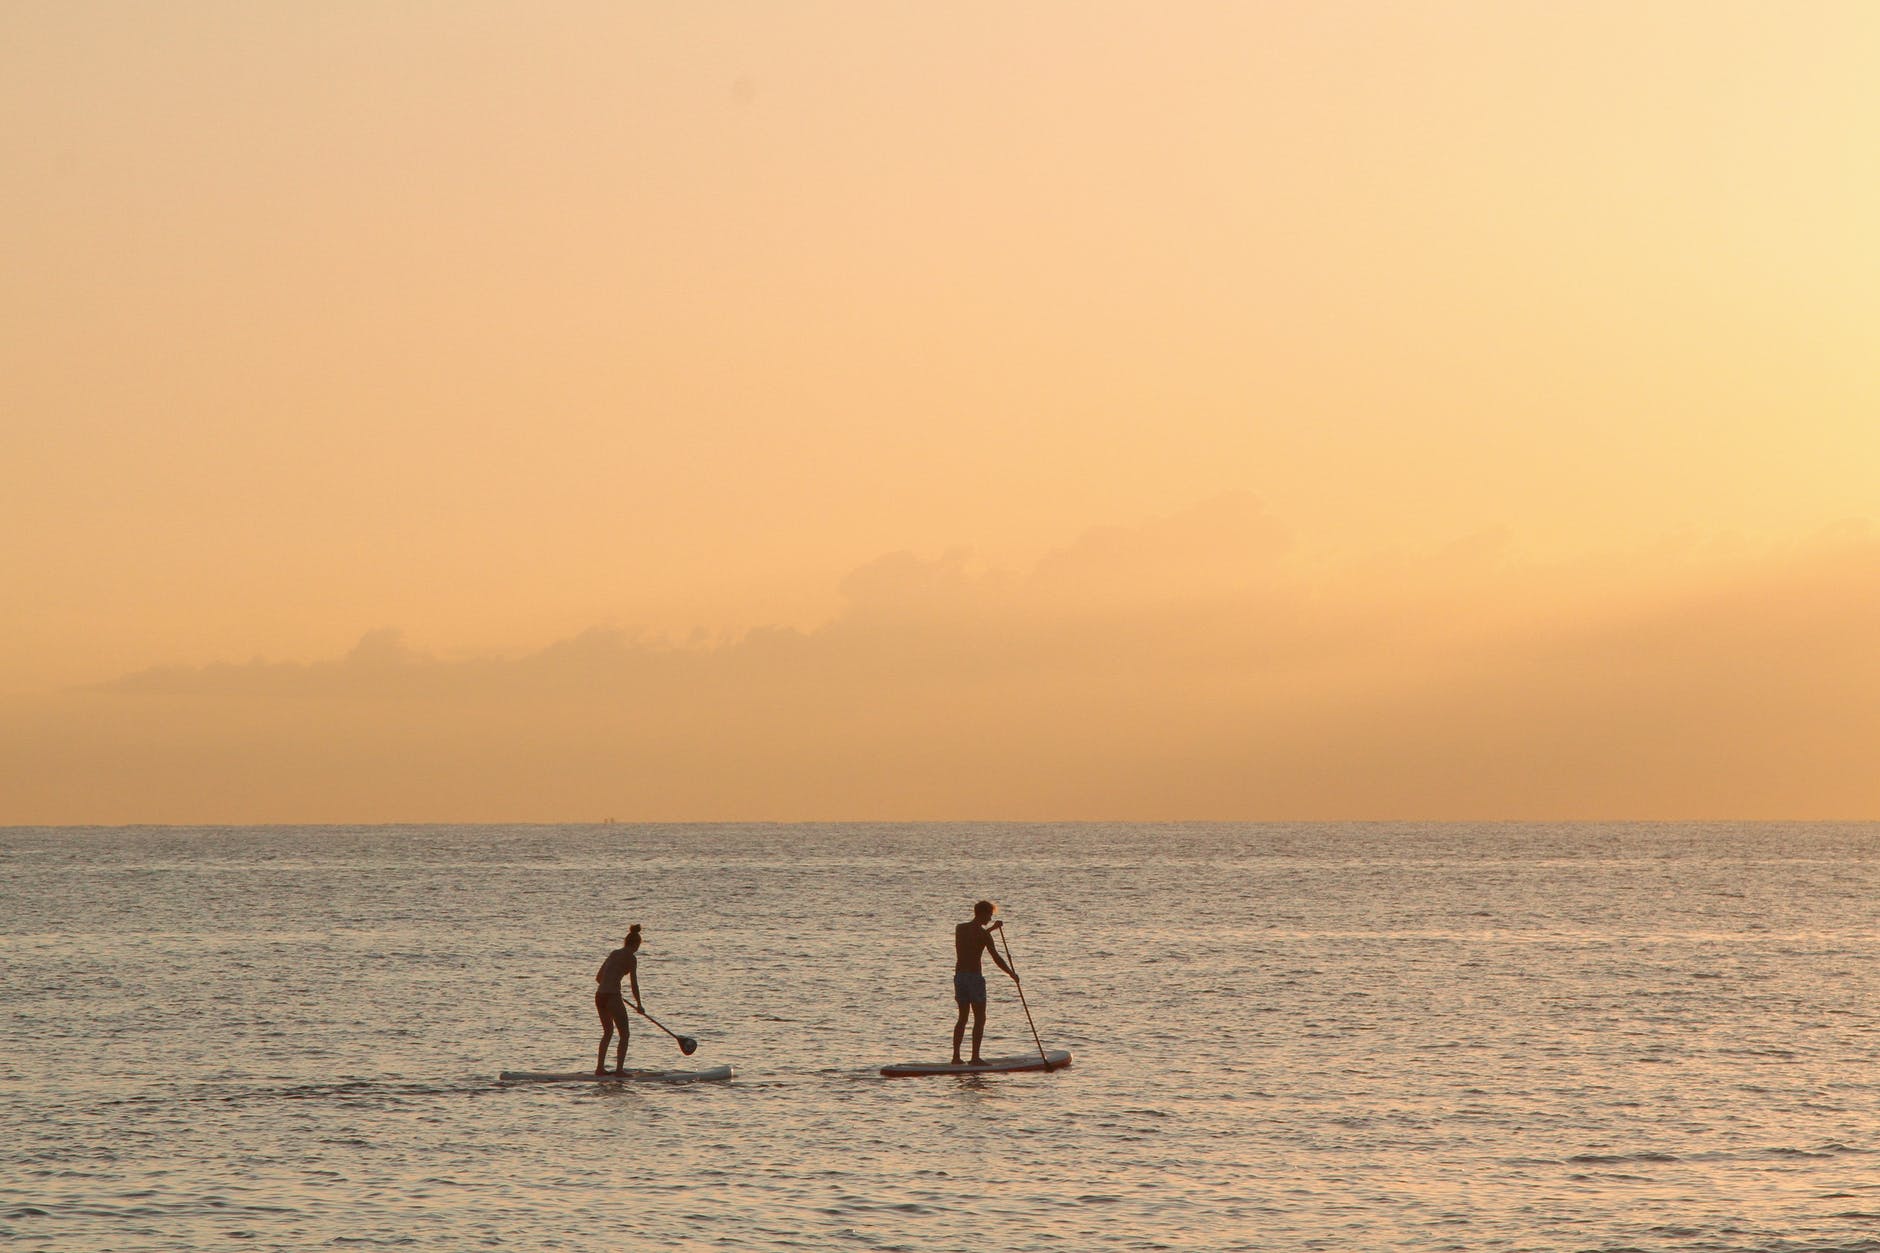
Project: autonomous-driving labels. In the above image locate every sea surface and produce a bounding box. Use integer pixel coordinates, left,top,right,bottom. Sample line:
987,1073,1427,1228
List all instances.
5,823,1880,1252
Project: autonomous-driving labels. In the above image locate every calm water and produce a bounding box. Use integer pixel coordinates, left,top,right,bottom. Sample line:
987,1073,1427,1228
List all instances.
5,823,1880,1252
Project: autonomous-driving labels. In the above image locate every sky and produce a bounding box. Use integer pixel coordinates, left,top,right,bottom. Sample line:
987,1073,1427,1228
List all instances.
3,2,1877,822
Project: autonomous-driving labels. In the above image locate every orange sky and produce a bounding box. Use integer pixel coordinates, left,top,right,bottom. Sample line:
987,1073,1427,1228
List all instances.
3,3,1877,821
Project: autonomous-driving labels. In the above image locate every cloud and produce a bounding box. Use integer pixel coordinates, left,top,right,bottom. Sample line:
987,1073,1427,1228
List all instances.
98,628,440,698
5,500,1878,821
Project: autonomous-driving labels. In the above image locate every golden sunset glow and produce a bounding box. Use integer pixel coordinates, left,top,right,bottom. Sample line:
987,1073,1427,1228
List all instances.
3,3,1877,821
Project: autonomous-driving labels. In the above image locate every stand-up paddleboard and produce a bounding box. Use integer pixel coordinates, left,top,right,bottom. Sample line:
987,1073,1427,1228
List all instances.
880,1050,1071,1077
500,1065,732,1083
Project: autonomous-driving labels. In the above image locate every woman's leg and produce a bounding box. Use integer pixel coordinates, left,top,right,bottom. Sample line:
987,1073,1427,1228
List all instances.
609,1000,632,1072
596,997,615,1074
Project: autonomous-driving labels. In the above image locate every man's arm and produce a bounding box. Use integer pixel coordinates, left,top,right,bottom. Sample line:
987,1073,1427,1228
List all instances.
983,929,1017,980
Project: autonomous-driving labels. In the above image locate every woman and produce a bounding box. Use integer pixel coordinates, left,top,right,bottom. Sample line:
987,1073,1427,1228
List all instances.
594,924,643,1075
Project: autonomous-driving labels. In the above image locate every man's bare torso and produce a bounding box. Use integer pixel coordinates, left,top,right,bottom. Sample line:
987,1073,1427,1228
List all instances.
955,922,992,973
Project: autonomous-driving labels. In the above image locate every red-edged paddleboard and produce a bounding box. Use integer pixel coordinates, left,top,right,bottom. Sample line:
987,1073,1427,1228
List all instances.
880,1050,1071,1077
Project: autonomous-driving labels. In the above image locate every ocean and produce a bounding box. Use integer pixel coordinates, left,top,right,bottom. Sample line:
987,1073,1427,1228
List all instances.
4,822,1880,1251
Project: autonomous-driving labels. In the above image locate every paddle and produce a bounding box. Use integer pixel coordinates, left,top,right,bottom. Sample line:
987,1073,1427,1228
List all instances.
630,1001,699,1055
995,924,1056,1071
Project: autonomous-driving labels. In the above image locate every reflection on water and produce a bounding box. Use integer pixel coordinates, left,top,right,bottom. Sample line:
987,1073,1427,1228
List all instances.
4,822,1880,1251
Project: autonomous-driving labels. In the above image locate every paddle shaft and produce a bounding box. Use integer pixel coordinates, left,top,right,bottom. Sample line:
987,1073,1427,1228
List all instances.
628,1000,699,1054
996,926,1055,1071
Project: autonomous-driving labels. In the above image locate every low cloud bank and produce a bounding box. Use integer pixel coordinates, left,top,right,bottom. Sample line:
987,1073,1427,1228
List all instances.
6,496,1877,822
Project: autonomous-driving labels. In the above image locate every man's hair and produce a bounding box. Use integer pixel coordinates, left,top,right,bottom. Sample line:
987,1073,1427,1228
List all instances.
973,900,996,921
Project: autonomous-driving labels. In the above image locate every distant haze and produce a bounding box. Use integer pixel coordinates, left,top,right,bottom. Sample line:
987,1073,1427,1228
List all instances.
3,4,1876,821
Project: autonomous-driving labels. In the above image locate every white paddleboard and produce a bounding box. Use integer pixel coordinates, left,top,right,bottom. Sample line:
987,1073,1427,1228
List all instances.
879,1050,1071,1077
500,1065,733,1083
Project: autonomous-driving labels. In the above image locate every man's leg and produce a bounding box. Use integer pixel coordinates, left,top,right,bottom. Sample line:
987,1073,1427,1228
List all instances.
970,1001,987,1063
951,1003,970,1064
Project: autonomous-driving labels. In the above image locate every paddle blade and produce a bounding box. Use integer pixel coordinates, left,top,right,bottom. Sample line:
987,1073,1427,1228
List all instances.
678,1035,699,1056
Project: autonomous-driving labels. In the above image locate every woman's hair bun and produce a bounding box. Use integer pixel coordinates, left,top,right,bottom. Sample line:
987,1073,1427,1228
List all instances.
628,923,641,933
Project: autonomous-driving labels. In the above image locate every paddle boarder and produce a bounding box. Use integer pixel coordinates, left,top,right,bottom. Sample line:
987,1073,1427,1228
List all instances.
595,924,643,1075
953,900,1019,1065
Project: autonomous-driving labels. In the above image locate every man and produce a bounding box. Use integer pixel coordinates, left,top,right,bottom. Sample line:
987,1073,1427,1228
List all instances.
595,924,643,1075
953,899,1018,1065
